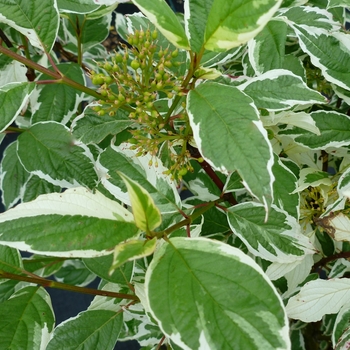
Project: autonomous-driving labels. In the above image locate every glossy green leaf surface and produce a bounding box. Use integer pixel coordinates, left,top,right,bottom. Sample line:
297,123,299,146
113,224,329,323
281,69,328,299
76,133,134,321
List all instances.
47,309,123,350
118,172,162,232
292,111,350,149
17,122,98,188
0,0,59,51
248,20,288,74
227,202,314,263
111,238,157,272
239,69,326,111
31,63,85,124
0,286,55,350
184,0,214,53
72,107,133,144
0,141,30,209
204,0,282,51
146,237,290,350
0,187,138,257
187,82,274,209
0,82,34,132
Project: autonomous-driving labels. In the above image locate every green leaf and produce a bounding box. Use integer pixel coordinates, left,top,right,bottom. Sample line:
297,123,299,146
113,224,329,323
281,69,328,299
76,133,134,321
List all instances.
187,82,274,209
0,244,22,274
118,172,162,232
338,167,350,198
248,19,288,74
83,255,134,284
333,304,350,348
98,143,181,215
204,0,282,51
0,82,34,132
146,237,290,349
17,121,98,188
227,202,314,263
0,286,55,350
239,69,326,111
23,254,64,277
46,309,123,350
292,168,332,193
0,0,59,51
131,0,190,49
293,111,350,149
272,155,299,218
72,106,133,144
111,238,157,273
0,279,18,303
23,175,61,203
184,0,214,53
328,0,350,7
57,0,100,13
54,259,96,287
0,141,30,209
283,6,340,31
62,13,111,50
0,187,139,257
288,24,350,91
31,63,85,124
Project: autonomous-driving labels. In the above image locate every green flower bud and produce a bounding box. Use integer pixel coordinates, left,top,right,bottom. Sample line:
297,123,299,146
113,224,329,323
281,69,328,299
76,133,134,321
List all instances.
130,60,140,70
92,75,105,85
114,53,123,63
178,168,188,177
104,62,112,71
104,76,113,84
152,30,158,40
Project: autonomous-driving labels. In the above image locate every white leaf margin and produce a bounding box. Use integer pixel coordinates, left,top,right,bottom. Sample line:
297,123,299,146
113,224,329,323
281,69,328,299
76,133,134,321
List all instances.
0,1,59,51
145,237,291,350
227,202,315,263
16,121,97,189
0,82,34,133
292,168,332,193
286,278,350,322
237,69,326,111
0,187,134,222
338,167,350,199
261,111,320,135
97,142,182,211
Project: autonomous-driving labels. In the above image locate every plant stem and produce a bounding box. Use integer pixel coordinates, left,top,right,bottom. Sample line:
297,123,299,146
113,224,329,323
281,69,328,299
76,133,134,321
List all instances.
0,44,102,100
187,144,237,205
0,28,13,48
162,199,220,237
0,269,139,301
312,251,350,272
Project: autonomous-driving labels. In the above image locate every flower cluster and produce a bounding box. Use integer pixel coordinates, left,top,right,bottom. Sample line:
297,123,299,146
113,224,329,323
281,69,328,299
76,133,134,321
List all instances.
89,28,193,180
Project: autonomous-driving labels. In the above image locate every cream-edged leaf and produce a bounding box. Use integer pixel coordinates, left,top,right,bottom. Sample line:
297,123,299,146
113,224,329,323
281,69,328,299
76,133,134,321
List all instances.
131,0,189,49
0,187,139,257
118,172,162,232
286,278,350,322
204,0,282,51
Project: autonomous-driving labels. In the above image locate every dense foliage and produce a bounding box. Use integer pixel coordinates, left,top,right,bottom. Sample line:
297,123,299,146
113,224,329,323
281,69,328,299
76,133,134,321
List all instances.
0,0,350,348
